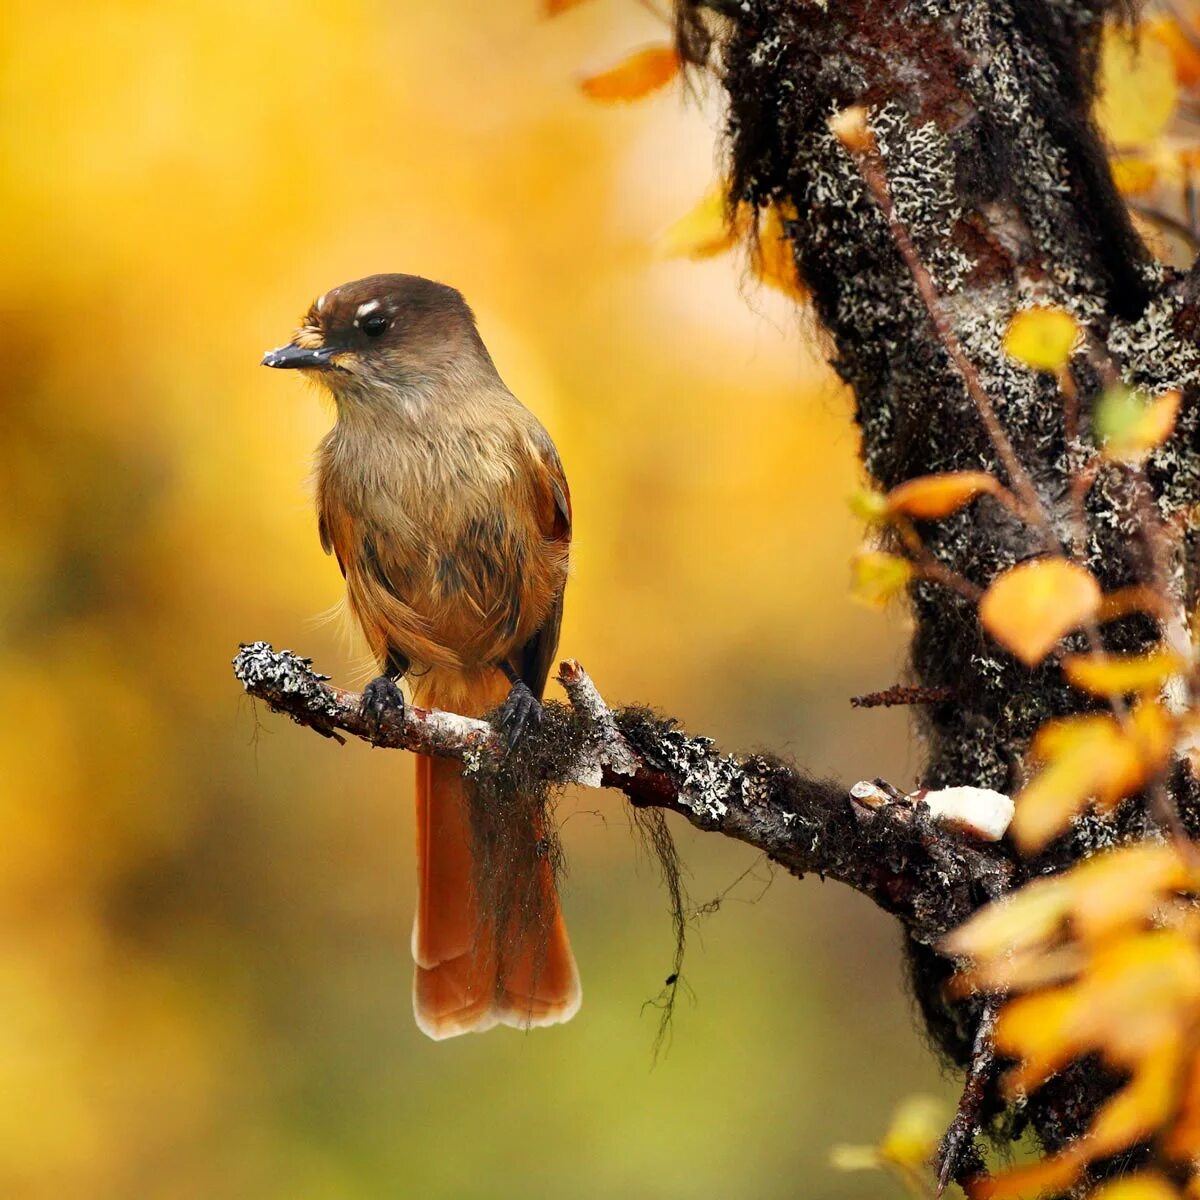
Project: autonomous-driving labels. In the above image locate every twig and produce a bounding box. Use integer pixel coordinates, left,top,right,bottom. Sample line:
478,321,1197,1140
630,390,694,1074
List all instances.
849,148,1055,543
852,684,958,709
936,998,999,1195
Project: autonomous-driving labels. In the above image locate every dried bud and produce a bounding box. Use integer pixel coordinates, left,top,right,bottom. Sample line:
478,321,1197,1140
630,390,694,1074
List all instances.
829,105,876,155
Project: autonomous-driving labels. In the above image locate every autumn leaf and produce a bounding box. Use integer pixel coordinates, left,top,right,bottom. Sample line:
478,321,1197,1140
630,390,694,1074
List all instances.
1003,306,1079,373
1095,24,1179,150
848,488,890,524
885,471,1002,519
580,46,681,103
944,844,1193,965
658,183,750,260
830,1094,946,1185
752,201,808,302
1095,386,1182,461
969,1147,1086,1200
850,551,913,607
1062,647,1185,697
979,558,1101,666
1148,16,1200,88
1092,1176,1183,1200
1010,703,1174,851
1111,155,1161,196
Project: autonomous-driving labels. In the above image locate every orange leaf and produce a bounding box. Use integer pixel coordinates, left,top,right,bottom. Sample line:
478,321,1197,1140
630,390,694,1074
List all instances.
1062,647,1185,697
1148,17,1200,88
580,46,680,103
979,558,1101,666
885,471,1002,519
968,1145,1084,1200
1096,387,1182,461
1003,306,1079,373
1111,155,1160,196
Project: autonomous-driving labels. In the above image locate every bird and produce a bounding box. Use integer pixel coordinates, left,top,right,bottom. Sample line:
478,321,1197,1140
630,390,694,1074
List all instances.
263,273,580,1039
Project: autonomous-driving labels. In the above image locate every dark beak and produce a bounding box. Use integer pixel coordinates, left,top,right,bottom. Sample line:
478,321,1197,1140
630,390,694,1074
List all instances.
261,343,338,369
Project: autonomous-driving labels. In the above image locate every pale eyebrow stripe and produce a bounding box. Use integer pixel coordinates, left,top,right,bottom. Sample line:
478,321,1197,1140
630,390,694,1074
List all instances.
354,299,382,325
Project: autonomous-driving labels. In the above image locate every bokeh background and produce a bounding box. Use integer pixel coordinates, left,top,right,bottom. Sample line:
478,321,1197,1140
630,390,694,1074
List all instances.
1,2,958,1196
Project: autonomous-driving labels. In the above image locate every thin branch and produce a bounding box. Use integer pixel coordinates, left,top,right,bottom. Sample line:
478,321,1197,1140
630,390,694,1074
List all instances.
849,143,1056,544
233,641,1015,944
936,998,1000,1195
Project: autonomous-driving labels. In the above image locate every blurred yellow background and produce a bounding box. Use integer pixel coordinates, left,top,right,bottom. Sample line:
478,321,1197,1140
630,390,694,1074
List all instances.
1,2,956,1196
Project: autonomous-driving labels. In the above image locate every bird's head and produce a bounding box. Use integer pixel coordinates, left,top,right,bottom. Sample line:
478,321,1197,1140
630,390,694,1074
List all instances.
262,273,490,403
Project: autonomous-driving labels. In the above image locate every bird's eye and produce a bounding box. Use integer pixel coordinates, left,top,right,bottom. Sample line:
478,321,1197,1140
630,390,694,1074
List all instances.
361,313,389,337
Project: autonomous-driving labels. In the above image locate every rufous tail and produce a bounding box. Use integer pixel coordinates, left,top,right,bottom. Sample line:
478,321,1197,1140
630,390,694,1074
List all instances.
411,677,580,1040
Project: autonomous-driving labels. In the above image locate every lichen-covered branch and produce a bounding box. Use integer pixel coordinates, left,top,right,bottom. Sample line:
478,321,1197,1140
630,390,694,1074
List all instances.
233,641,1013,945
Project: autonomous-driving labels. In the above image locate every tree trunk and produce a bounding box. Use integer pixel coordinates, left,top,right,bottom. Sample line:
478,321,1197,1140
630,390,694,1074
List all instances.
683,0,1200,1166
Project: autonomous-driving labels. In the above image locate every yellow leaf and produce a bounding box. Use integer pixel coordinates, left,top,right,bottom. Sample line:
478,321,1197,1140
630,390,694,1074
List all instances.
828,1144,880,1172
996,987,1084,1094
1062,647,1185,697
1003,306,1080,373
1011,704,1174,852
1096,386,1182,461
1069,844,1193,943
1111,155,1160,196
850,551,913,607
1087,1038,1181,1159
580,46,680,103
878,1094,947,1167
979,558,1101,666
1095,25,1179,150
942,880,1070,962
848,488,890,524
752,202,808,302
1092,1176,1183,1200
1164,1052,1200,1160
885,471,1002,519
658,184,749,260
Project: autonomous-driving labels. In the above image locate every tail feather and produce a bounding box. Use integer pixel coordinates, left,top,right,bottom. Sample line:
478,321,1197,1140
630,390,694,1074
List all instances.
411,697,580,1040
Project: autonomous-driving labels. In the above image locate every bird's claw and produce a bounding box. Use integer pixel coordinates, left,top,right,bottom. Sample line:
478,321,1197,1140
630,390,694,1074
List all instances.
361,676,405,731
498,679,542,751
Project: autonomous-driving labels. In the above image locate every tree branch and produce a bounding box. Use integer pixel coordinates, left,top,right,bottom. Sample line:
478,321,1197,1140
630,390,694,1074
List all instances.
233,641,1013,944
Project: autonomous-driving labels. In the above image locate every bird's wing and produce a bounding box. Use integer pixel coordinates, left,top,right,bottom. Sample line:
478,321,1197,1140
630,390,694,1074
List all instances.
516,437,571,699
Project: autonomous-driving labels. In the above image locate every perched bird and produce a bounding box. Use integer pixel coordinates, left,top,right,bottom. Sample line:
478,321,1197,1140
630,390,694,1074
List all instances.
263,274,580,1039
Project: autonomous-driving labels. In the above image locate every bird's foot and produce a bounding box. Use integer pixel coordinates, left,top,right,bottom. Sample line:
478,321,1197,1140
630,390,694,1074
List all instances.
498,679,542,751
361,676,405,732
